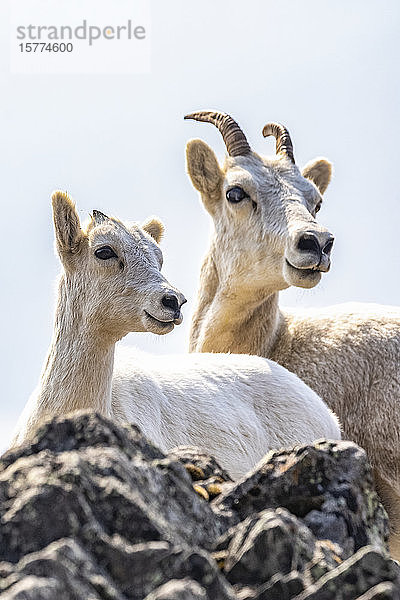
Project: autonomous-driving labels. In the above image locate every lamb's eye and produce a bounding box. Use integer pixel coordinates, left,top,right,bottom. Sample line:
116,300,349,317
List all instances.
315,202,322,214
95,246,117,260
226,186,248,203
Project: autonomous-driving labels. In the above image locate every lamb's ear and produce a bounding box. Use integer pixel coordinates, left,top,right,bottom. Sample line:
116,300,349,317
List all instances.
142,217,164,244
52,191,84,264
302,158,333,195
186,139,223,213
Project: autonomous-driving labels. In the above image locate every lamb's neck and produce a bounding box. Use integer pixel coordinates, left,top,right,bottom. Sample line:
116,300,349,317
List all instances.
190,246,282,356
37,277,115,421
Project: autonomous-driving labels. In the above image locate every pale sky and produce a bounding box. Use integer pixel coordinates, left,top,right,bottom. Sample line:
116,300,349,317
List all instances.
1,0,399,448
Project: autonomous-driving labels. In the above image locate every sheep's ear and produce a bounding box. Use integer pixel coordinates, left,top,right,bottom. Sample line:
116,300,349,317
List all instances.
142,217,164,244
52,191,84,265
186,139,223,214
302,158,333,195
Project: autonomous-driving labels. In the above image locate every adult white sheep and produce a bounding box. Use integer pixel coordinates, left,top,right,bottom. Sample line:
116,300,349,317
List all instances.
12,191,340,480
184,109,400,556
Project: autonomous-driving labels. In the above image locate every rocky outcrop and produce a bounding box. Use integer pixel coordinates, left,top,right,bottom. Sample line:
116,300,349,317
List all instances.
214,440,389,559
0,412,398,599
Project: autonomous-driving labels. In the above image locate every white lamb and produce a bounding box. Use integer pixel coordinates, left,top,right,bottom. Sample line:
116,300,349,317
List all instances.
12,192,340,478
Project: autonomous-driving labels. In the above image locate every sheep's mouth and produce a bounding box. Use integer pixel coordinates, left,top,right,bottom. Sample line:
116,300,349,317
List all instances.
284,259,322,289
285,259,320,276
144,310,177,334
144,311,174,325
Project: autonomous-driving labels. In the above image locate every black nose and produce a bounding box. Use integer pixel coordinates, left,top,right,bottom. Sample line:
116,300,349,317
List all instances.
297,233,321,256
297,233,334,258
162,294,179,313
322,237,334,256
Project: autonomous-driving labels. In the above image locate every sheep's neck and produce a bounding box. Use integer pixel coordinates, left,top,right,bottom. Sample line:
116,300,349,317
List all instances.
190,244,282,356
37,276,115,421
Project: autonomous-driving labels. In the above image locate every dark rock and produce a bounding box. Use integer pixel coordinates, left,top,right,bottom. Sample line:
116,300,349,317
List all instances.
91,541,235,600
1,413,163,468
0,537,237,600
166,446,234,507
144,579,208,599
0,538,125,600
214,440,389,558
168,447,233,482
246,571,306,600
0,413,227,565
0,412,234,599
0,577,73,600
144,577,235,600
355,582,400,599
292,546,400,600
216,508,347,599
223,509,315,585
0,413,396,600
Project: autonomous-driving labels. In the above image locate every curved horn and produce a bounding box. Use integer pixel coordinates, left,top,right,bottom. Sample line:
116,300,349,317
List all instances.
184,110,251,157
92,210,109,224
262,122,295,163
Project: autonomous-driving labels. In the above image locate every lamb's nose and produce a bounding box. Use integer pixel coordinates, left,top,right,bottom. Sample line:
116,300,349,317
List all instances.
162,294,180,313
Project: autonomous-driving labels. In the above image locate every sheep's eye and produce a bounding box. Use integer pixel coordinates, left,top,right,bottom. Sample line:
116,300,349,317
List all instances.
95,246,117,260
226,186,248,203
315,202,322,214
